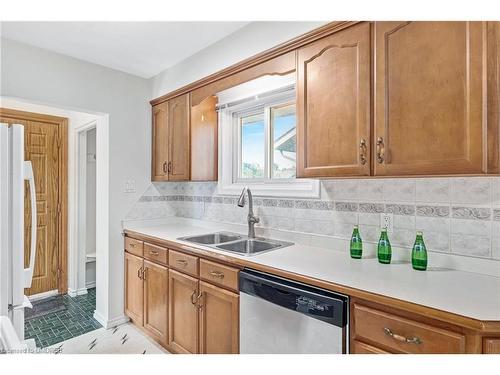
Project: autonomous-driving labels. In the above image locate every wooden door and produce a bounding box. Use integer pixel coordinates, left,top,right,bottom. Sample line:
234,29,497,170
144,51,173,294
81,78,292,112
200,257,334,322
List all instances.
168,94,190,181
151,101,169,181
125,252,144,325
374,21,486,176
168,269,199,353
297,22,371,178
190,96,218,181
0,109,67,296
199,281,239,354
143,260,168,345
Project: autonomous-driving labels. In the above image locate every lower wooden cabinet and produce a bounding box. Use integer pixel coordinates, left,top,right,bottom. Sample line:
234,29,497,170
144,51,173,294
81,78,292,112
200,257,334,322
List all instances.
199,281,239,354
143,260,168,345
124,252,144,325
351,340,389,354
168,269,200,354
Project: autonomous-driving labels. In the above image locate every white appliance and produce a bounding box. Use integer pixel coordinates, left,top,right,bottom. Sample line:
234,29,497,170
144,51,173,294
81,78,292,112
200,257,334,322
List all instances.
239,269,349,354
0,123,37,350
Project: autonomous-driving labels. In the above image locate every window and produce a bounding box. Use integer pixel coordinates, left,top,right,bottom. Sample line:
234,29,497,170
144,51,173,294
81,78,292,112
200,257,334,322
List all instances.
236,102,296,181
217,74,319,198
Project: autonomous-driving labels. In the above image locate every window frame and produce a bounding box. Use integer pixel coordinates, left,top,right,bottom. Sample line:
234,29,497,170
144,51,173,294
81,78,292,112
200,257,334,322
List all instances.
217,87,319,198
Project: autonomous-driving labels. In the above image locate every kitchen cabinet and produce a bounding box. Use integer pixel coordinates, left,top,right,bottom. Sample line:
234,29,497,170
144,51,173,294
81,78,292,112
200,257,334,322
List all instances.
143,260,168,345
373,21,486,176
168,269,199,354
297,22,371,178
199,281,239,354
483,338,500,354
190,96,218,181
124,252,144,325
151,93,190,181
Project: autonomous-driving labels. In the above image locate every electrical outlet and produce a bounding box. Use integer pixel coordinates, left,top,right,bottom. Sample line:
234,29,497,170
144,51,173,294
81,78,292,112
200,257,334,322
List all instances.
124,180,136,193
380,213,393,232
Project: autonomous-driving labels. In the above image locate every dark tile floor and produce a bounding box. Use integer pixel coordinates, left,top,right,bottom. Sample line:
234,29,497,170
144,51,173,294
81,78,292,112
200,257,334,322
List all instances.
25,288,102,348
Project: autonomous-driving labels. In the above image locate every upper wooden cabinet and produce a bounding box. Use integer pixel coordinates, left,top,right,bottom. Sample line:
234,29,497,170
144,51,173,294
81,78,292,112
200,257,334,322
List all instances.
374,21,487,176
297,22,371,178
190,96,218,181
151,93,190,181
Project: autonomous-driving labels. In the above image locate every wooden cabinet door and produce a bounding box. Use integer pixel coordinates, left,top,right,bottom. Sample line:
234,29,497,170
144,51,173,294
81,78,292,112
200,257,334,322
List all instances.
374,21,486,176
191,95,218,181
168,269,199,353
483,338,500,354
351,340,390,354
199,281,239,354
151,101,169,181
168,94,190,181
143,260,168,345
297,22,371,178
124,252,144,325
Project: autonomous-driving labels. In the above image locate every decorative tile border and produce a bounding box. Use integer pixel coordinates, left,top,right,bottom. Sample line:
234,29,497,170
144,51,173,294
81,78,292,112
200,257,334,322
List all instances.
385,203,415,216
416,205,450,217
493,209,500,221
452,207,491,220
359,202,384,213
334,201,358,212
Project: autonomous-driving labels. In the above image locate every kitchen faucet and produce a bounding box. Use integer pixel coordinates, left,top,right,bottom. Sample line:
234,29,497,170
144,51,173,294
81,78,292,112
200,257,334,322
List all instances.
237,187,259,238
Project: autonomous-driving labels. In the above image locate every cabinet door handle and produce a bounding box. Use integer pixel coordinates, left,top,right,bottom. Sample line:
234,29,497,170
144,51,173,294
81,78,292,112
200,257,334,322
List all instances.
149,250,159,256
196,292,204,310
162,161,168,174
176,259,188,266
142,267,148,280
209,270,225,279
191,290,198,305
359,139,367,165
167,161,172,174
383,328,422,345
376,137,385,164
137,267,143,280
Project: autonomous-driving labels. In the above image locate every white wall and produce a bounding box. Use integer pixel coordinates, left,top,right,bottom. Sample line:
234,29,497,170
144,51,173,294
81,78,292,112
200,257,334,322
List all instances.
150,22,326,98
1,38,151,326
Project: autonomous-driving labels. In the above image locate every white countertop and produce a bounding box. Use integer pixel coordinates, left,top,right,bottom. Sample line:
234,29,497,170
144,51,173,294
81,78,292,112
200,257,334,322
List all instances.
123,218,500,322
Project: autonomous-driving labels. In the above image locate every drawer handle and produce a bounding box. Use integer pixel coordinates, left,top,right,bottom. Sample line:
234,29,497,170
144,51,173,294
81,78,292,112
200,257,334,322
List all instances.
129,243,136,248
176,259,188,266
149,250,159,256
384,328,422,345
209,270,225,279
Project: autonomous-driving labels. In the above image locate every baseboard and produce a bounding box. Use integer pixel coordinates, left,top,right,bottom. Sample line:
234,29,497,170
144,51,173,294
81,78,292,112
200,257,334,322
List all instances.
28,290,58,301
85,281,96,289
93,311,130,329
67,287,88,297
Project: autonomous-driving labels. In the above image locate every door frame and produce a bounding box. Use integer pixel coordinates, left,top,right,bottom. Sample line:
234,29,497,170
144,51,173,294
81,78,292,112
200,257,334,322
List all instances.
0,107,68,294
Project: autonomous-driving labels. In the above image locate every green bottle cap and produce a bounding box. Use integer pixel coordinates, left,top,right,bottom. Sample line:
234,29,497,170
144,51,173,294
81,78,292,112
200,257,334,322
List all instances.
416,230,423,236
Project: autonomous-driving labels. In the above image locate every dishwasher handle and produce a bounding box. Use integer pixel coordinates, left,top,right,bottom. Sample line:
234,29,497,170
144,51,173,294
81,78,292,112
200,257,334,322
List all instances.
240,269,347,328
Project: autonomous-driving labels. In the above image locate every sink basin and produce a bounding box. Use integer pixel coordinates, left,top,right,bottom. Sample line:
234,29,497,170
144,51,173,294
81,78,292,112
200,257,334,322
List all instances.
180,232,241,245
216,239,283,254
178,232,293,256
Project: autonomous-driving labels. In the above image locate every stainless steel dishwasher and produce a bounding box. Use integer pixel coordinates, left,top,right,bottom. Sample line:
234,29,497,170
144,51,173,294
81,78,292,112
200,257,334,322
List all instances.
239,269,349,354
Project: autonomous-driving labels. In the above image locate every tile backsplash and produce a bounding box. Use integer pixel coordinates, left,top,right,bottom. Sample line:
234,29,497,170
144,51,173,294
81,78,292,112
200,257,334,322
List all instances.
125,177,500,262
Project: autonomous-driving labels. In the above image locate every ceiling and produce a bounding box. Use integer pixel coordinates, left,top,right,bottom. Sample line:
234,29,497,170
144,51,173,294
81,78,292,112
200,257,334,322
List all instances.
0,22,249,78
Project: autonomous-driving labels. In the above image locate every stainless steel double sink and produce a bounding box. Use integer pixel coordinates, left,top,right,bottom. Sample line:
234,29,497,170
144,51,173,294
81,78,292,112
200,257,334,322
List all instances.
177,232,293,256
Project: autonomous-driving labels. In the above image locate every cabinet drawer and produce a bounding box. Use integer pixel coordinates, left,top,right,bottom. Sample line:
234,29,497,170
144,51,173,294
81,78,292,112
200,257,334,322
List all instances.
125,237,144,257
200,259,239,292
143,243,168,265
352,304,466,354
351,340,390,354
169,249,198,277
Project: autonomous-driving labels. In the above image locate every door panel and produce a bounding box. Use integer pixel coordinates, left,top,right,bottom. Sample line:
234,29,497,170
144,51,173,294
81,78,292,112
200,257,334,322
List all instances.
168,94,190,181
168,269,199,353
297,22,371,177
199,281,239,354
125,253,144,325
374,21,486,175
152,102,169,181
191,96,218,181
143,260,168,345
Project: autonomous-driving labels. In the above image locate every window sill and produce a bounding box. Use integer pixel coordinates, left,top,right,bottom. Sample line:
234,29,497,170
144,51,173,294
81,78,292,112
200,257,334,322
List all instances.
216,179,320,198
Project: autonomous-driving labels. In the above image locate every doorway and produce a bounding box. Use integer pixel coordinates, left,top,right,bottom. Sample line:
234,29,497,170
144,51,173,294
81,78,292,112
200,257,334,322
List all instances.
0,108,68,297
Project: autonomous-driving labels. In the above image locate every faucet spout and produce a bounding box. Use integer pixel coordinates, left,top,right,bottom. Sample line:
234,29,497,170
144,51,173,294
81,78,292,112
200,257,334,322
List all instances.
237,187,259,238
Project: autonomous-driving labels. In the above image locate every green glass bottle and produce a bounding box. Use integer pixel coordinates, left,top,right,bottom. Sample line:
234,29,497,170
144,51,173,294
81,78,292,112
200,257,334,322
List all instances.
412,231,428,271
350,225,363,259
377,228,392,264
